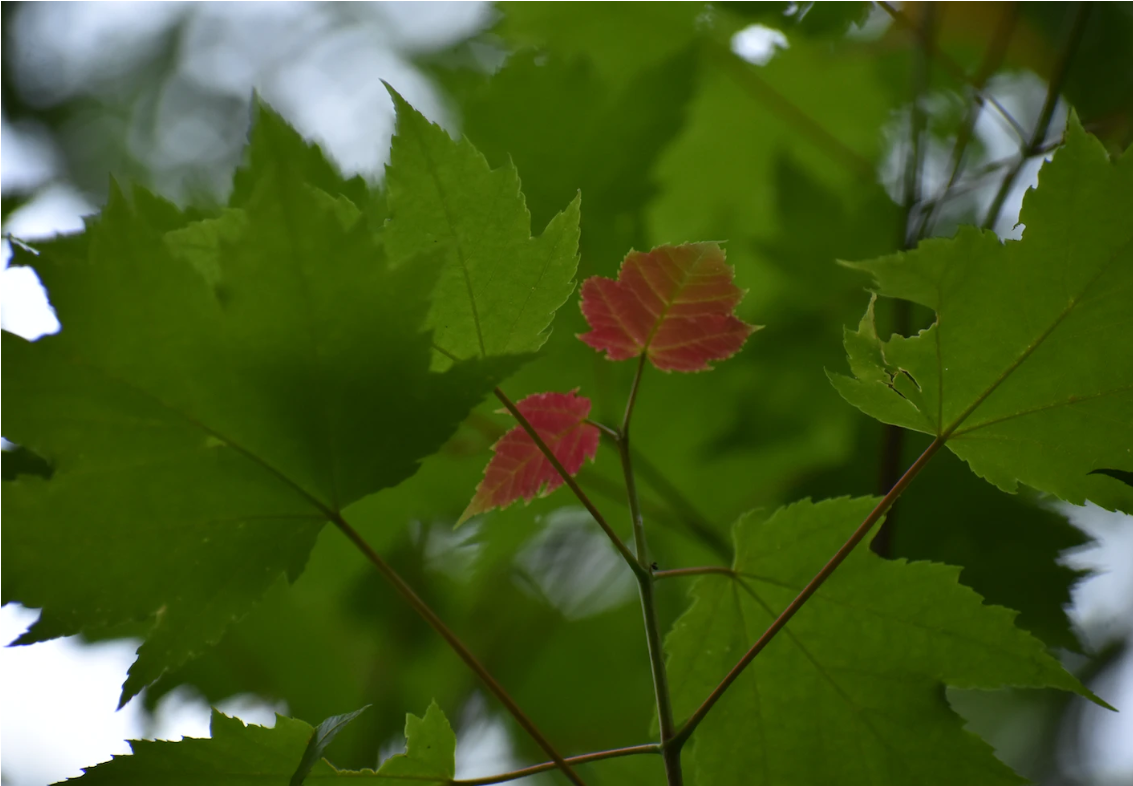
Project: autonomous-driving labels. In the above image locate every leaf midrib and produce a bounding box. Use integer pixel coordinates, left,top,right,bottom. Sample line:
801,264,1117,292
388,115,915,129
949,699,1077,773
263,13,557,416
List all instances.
413,131,488,359
938,233,1133,440
640,245,712,356
54,344,337,522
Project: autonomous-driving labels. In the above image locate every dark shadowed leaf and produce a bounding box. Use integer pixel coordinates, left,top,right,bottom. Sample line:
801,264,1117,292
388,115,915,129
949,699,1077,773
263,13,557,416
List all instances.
2,103,521,704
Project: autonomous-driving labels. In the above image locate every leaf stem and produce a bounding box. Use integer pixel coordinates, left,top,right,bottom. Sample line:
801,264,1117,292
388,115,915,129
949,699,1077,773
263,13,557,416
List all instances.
327,512,587,786
451,744,660,786
983,1,1092,231
622,353,649,431
617,355,683,786
671,436,946,749
629,448,732,559
575,466,725,558
584,418,621,441
652,566,735,581
493,387,647,581
588,431,731,560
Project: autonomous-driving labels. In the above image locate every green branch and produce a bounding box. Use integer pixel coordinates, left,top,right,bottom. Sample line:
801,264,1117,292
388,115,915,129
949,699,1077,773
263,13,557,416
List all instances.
616,354,683,786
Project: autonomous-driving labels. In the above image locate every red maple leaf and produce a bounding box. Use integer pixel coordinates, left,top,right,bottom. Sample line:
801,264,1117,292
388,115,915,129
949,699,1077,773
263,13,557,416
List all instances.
578,242,758,372
459,391,599,524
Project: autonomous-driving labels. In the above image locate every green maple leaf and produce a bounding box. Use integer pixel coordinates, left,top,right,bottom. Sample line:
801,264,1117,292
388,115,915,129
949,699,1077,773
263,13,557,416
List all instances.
366,701,456,782
231,98,372,211
383,85,581,366
1,104,521,704
666,497,1095,786
458,48,696,269
830,119,1133,512
66,703,454,785
891,439,1090,652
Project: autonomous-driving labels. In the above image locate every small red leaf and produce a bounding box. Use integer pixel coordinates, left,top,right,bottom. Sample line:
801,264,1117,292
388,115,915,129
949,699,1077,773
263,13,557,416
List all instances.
459,391,599,524
578,242,759,372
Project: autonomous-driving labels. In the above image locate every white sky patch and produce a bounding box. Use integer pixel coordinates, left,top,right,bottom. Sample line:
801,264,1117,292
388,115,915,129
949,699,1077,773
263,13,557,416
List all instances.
0,605,145,786
516,508,637,621
1,183,93,340
731,24,789,67
454,694,520,781
1,605,288,786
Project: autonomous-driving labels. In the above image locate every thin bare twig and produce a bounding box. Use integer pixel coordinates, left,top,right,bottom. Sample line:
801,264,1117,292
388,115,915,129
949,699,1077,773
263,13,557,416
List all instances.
983,2,1092,231
915,136,1065,217
873,2,935,556
878,1,1028,141
329,512,587,786
914,2,1020,239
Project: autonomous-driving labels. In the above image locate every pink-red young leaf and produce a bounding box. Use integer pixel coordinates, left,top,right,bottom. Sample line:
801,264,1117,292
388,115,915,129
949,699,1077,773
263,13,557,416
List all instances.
459,391,599,524
578,242,759,372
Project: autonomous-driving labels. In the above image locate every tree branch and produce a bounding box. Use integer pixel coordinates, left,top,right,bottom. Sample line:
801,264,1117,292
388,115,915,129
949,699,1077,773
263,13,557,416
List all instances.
878,1,1028,141
914,2,1019,240
983,2,1092,231
617,354,683,785
328,512,587,786
915,136,1066,218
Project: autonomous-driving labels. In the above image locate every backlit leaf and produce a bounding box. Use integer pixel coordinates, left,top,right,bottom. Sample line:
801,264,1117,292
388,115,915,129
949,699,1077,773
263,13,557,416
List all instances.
369,701,455,782
578,242,759,372
383,85,581,367
67,703,454,785
459,391,599,524
666,497,1095,786
66,710,314,785
830,119,1133,513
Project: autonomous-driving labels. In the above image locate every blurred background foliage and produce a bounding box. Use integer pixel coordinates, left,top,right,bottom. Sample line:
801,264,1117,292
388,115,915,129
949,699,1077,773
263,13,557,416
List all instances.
3,2,1132,785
